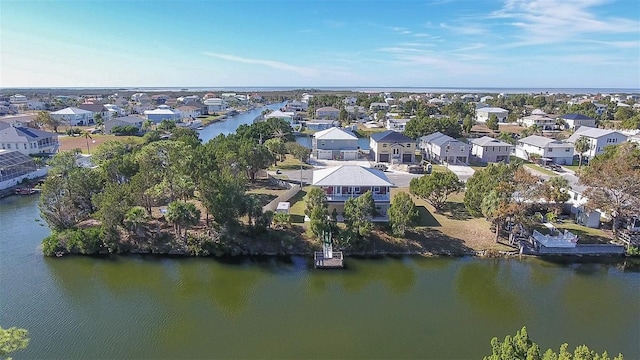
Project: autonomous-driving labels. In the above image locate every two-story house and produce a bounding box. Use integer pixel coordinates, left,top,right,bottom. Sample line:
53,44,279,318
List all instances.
470,136,514,163
566,126,628,160
51,107,94,126
386,118,410,132
476,107,509,123
315,106,340,120
203,98,227,113
514,135,574,164
312,165,394,221
370,130,416,164
561,113,596,130
519,109,557,130
265,110,295,124
0,121,59,155
419,132,469,165
143,105,182,123
312,127,359,160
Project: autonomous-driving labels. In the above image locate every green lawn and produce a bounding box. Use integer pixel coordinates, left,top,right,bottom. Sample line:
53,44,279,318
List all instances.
563,160,586,173
531,220,612,244
269,155,313,170
523,163,556,176
287,186,311,223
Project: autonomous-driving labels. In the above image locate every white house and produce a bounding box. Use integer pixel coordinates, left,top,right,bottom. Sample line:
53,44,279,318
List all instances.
176,105,202,120
9,94,28,105
470,136,513,163
480,96,494,103
560,113,596,130
51,107,94,126
284,101,308,112
476,107,509,123
315,106,340,120
419,132,469,165
144,105,181,123
514,135,574,165
566,126,628,160
0,121,59,155
519,109,556,130
565,186,602,228
343,97,357,106
312,165,393,221
386,118,410,132
312,127,359,160
369,102,390,112
265,110,295,124
203,98,227,113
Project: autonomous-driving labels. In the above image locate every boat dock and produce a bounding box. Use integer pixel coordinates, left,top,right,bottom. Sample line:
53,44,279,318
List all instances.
314,251,344,269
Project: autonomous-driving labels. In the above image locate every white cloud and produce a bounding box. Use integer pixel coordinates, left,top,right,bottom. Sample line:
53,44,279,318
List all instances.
202,52,317,77
439,22,487,35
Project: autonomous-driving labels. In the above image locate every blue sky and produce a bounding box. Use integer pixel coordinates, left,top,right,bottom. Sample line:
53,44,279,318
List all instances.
1,0,639,88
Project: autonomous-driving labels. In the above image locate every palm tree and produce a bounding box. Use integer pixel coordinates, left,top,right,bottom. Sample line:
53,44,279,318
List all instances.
166,201,201,239
574,136,590,168
124,206,149,242
81,130,93,154
35,111,61,133
142,119,153,132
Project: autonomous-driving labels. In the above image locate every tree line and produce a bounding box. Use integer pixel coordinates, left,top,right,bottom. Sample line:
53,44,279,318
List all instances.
39,118,312,256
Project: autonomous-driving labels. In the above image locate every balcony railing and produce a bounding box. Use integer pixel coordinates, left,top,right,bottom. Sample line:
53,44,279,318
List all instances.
326,193,390,202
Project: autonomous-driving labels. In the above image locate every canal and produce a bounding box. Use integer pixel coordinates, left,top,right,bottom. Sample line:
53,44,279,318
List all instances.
197,102,287,141
1,195,639,359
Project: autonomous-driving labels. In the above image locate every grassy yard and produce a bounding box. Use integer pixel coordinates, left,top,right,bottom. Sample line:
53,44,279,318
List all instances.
562,160,585,173
246,179,288,207
197,114,226,126
58,134,144,154
523,163,557,176
269,154,314,170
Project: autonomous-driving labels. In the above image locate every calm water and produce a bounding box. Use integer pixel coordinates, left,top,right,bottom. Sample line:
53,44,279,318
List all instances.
1,196,639,359
198,102,287,141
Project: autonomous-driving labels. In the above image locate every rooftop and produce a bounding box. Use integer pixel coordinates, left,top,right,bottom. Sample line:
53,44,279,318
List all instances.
312,165,394,187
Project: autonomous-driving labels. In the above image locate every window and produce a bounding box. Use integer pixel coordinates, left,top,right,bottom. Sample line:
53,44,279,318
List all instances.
6,144,10,149
393,148,399,155
565,148,570,152
460,146,465,151
373,186,380,193
354,187,361,193
548,148,553,152
24,144,27,149
382,144,388,148
407,143,412,147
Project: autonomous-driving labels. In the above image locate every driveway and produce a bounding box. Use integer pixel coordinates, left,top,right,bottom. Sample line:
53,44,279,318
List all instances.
446,164,476,182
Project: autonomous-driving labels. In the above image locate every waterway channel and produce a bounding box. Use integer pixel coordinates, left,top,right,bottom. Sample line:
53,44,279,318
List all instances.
1,195,639,359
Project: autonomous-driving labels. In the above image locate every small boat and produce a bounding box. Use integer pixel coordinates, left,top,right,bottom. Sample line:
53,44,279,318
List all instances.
15,188,39,195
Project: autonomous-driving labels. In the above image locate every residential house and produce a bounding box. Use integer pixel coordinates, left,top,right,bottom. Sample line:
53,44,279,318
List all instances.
419,132,469,165
565,186,601,229
265,110,295,124
177,95,200,103
284,101,308,112
9,94,28,105
78,103,110,123
343,97,357,106
143,105,181,123
176,105,201,121
203,98,226,113
519,109,556,130
386,118,410,132
470,136,514,163
312,127,359,160
301,93,313,103
0,121,59,155
480,95,494,103
566,126,628,160
312,165,394,221
369,130,416,163
51,107,94,126
0,150,48,191
561,113,596,129
104,116,144,135
369,102,389,112
345,105,367,122
305,120,339,131
476,107,508,123
315,106,340,120
593,103,608,116
514,135,574,164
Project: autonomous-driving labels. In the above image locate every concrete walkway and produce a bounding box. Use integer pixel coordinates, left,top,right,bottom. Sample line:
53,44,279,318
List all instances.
446,164,476,182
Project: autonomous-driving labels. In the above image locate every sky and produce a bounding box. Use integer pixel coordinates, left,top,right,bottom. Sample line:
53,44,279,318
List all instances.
1,0,639,88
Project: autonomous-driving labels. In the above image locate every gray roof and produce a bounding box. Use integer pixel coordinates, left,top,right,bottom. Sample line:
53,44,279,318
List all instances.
312,165,394,187
0,122,57,141
519,135,560,148
566,126,627,142
105,116,144,125
370,130,413,143
420,132,446,143
470,136,513,147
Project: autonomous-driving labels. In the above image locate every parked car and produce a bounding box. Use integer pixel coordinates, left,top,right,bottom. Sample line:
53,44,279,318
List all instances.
407,165,424,174
372,163,388,171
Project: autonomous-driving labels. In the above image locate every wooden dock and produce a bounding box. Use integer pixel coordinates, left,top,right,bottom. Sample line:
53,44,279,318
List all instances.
314,251,344,269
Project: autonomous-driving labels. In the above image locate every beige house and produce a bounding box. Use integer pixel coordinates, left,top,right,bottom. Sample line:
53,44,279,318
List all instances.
369,130,416,163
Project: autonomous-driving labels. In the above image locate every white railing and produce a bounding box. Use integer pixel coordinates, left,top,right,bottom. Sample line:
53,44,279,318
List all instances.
326,193,389,202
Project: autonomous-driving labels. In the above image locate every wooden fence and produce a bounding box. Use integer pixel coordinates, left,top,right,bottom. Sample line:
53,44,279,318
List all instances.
262,176,301,213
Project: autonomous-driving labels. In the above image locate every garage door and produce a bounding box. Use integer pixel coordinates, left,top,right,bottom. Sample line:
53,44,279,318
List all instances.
341,151,357,160
402,153,413,163
317,150,332,159
379,153,390,162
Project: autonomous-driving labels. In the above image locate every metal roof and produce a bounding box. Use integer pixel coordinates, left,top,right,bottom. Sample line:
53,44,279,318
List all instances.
312,165,394,187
